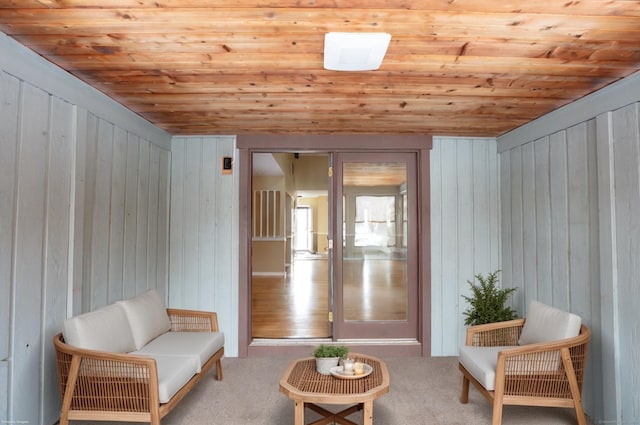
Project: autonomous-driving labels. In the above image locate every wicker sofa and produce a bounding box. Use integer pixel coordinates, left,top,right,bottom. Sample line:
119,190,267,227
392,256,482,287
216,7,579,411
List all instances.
53,290,224,425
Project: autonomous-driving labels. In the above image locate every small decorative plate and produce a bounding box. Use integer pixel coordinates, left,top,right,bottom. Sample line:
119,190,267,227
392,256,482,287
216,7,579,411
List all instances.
329,364,373,380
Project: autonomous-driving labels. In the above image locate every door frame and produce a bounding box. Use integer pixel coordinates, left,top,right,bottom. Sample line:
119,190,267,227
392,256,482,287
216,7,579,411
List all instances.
237,135,433,358
333,152,419,340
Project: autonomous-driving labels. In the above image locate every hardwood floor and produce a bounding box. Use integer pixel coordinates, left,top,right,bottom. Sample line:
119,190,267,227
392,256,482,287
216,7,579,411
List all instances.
251,255,407,338
342,258,407,321
252,258,331,339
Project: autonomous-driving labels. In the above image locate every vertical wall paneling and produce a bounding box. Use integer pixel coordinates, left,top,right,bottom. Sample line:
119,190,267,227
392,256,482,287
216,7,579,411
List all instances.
157,151,171,301
439,140,459,354
135,140,151,295
108,127,127,303
499,124,601,417
533,137,553,304
182,138,203,307
1,35,172,424
215,140,238,348
170,136,239,357
566,122,598,412
612,103,640,424
147,145,161,292
90,119,114,309
41,96,74,422
595,111,619,424
0,363,6,422
566,123,592,318
169,140,185,305
499,147,513,308
123,134,141,300
455,140,474,341
12,83,49,425
509,148,525,312
0,73,19,364
72,108,88,316
0,72,19,423
200,140,217,307
79,128,170,311
521,142,538,308
548,131,570,310
472,139,499,279
585,118,602,418
79,112,99,312
430,137,500,355
497,73,640,422
429,140,444,354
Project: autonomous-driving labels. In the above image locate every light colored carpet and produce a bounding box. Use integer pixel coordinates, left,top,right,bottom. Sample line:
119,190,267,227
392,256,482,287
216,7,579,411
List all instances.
74,355,588,425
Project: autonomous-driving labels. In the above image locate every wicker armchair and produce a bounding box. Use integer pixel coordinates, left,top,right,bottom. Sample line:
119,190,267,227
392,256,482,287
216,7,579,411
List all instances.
54,308,224,425
459,318,590,425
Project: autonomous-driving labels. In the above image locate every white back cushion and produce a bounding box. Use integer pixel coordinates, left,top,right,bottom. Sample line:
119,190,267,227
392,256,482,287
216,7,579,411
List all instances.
117,290,172,350
519,300,582,345
63,303,136,352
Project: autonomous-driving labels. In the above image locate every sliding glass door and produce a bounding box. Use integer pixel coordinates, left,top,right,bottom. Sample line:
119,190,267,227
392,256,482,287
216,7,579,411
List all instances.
249,150,419,342
332,152,418,340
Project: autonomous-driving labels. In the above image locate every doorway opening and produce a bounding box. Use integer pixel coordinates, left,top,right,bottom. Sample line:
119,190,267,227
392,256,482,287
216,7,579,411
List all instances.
250,151,418,341
237,134,432,358
251,153,331,339
295,206,313,254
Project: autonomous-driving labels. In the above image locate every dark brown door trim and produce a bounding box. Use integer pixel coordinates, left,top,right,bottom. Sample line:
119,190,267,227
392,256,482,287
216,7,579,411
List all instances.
237,135,432,358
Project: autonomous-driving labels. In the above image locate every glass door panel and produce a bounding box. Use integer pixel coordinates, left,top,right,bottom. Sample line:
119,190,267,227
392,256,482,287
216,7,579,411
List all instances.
250,152,331,339
334,153,418,340
344,193,406,321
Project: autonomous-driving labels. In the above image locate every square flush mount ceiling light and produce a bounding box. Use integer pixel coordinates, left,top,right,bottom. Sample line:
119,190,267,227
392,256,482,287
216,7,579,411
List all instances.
323,32,392,71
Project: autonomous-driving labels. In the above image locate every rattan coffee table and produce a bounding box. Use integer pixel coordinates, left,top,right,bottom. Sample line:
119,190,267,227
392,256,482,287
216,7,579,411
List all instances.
279,353,390,425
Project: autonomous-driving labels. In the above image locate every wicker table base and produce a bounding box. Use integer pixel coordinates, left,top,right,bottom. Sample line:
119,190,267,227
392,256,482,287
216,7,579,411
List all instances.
279,354,390,425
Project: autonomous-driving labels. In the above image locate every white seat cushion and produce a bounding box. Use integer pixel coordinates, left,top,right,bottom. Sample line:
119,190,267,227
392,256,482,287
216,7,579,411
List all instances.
117,290,172,350
518,301,582,345
130,353,199,403
459,345,510,391
63,303,136,353
132,331,224,372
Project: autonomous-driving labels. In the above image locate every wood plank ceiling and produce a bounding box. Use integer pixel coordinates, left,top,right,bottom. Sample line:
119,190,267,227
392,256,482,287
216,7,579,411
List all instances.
0,1,639,137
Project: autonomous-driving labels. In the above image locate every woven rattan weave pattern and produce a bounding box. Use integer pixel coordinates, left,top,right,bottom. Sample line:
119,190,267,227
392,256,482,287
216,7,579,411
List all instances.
280,353,389,425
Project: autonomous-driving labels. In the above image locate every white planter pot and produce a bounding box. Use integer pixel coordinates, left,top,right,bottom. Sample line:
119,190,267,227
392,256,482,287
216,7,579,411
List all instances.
315,357,340,375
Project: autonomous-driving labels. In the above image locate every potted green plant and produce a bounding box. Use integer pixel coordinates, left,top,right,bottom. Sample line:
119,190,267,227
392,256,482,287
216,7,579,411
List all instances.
313,344,349,375
461,270,518,326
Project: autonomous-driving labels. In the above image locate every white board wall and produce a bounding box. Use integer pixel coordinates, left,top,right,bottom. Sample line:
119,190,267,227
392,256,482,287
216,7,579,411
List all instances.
497,72,640,424
75,110,171,312
0,75,76,425
499,121,601,416
596,102,640,425
0,33,171,425
169,136,239,357
430,137,501,356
